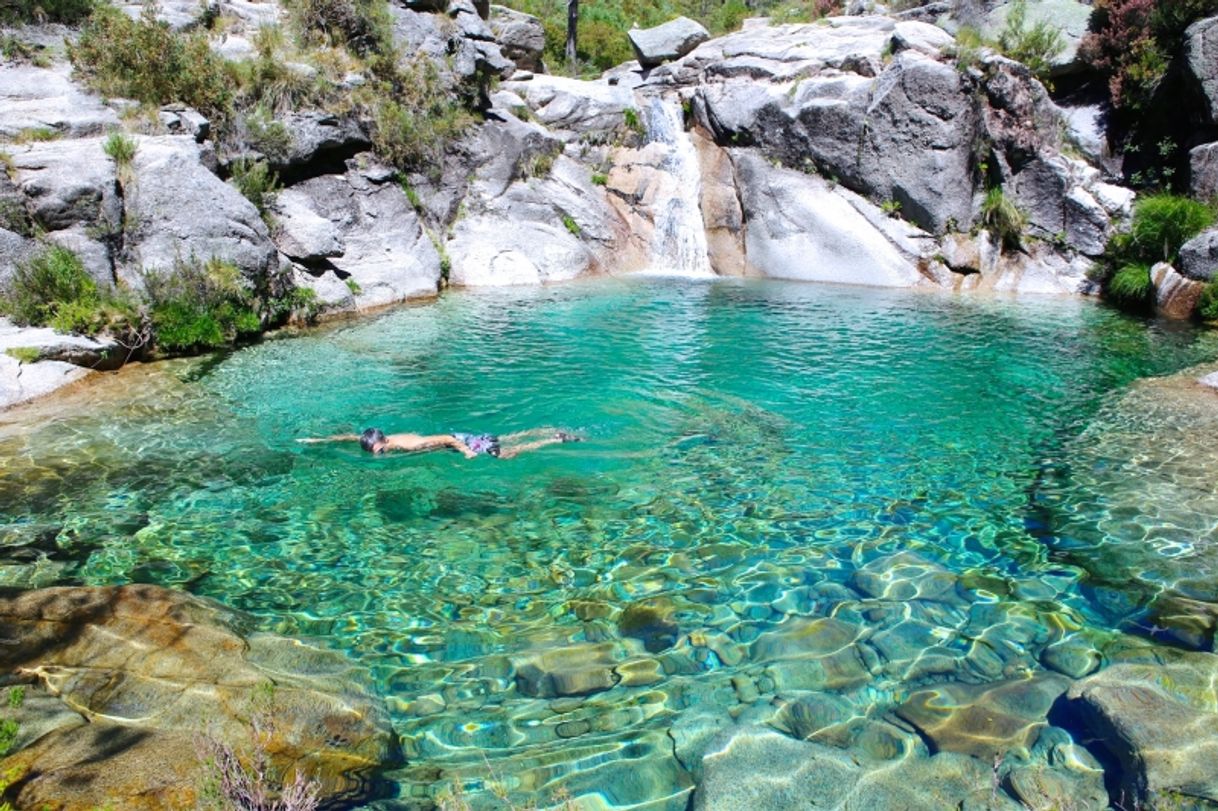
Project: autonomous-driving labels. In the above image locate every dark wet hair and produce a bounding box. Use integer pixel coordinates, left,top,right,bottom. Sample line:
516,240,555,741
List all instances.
360,428,386,453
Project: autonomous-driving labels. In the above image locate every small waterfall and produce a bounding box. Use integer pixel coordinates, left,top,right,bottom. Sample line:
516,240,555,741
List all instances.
641,95,714,278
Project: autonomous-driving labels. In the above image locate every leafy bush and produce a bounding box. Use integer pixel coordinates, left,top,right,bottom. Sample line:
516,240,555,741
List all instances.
230,158,282,222
0,245,139,336
1122,194,1216,265
1,245,98,327
979,188,1026,251
996,0,1065,80
1,0,93,24
369,61,475,174
143,258,262,352
72,5,233,123
282,0,391,55
1198,280,1218,321
1107,262,1154,310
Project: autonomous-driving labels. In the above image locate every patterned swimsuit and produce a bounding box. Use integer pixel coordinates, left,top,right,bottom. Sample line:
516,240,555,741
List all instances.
452,433,501,456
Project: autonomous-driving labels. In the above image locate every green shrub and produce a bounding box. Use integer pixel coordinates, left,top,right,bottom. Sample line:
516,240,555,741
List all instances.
1,0,93,24
996,0,1065,80
143,258,262,352
369,62,475,174
103,130,138,169
591,172,608,186
979,187,1026,251
229,158,281,223
562,213,581,236
4,347,40,365
229,27,327,115
283,0,391,55
1124,193,1216,265
1198,280,1218,322
72,5,234,124
1107,262,1154,310
0,718,15,758
1,245,97,327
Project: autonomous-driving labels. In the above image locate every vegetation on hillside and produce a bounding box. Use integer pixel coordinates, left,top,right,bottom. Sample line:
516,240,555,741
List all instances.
1095,194,1216,313
507,0,843,73
0,246,316,354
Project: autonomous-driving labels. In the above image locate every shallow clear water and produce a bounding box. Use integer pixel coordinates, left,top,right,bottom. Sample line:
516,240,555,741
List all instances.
3,278,1218,808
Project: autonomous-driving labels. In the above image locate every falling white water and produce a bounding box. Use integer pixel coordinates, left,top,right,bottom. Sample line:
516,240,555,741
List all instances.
641,95,714,278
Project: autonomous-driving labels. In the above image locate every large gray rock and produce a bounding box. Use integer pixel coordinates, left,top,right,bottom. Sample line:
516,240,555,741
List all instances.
0,63,119,139
490,4,546,72
1191,142,1218,199
271,110,370,173
1187,16,1218,124
0,354,92,411
733,152,925,286
448,152,627,286
126,136,277,281
1179,227,1218,282
502,74,636,139
1009,156,1113,256
0,318,122,369
273,159,441,309
628,17,711,69
8,137,122,235
388,3,513,85
1067,653,1218,805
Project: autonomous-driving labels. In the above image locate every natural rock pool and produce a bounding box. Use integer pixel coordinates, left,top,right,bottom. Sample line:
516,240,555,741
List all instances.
3,278,1218,808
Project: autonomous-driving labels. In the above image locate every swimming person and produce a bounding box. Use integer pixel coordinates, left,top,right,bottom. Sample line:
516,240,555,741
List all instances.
298,427,580,459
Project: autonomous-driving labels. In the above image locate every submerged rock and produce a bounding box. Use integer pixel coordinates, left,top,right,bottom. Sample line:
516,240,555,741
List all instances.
1067,652,1218,806
0,584,401,809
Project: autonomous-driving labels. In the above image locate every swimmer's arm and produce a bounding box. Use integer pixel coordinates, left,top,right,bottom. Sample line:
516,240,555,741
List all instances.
296,434,361,444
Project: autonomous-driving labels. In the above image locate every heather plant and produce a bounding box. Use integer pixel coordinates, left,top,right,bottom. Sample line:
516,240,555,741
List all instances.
1,245,99,328
282,0,391,55
369,60,476,174
197,683,322,811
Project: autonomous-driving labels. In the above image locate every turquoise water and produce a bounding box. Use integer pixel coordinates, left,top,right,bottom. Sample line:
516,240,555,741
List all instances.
2,278,1218,807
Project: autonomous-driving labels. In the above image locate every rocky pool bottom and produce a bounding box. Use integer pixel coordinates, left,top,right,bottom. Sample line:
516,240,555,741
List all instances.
2,279,1218,809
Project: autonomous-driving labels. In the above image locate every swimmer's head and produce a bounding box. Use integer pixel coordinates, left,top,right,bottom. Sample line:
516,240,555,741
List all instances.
360,428,387,454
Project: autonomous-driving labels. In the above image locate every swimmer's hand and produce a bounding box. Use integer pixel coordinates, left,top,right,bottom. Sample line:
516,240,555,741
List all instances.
462,449,478,459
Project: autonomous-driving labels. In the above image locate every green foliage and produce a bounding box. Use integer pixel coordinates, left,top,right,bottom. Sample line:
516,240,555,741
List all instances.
241,106,294,162
102,130,138,169
979,188,1026,251
72,5,234,124
5,347,40,364
6,687,23,711
14,127,59,143
1,0,93,24
880,198,901,217
0,719,14,758
229,27,328,115
1123,194,1216,265
1,245,98,328
1198,280,1218,322
283,0,391,55
591,172,608,186
622,107,643,135
345,276,362,295
230,158,281,223
518,148,558,179
562,213,581,236
1107,262,1154,309
400,178,423,213
1,34,50,66
143,258,262,352
369,60,475,175
995,0,1065,79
